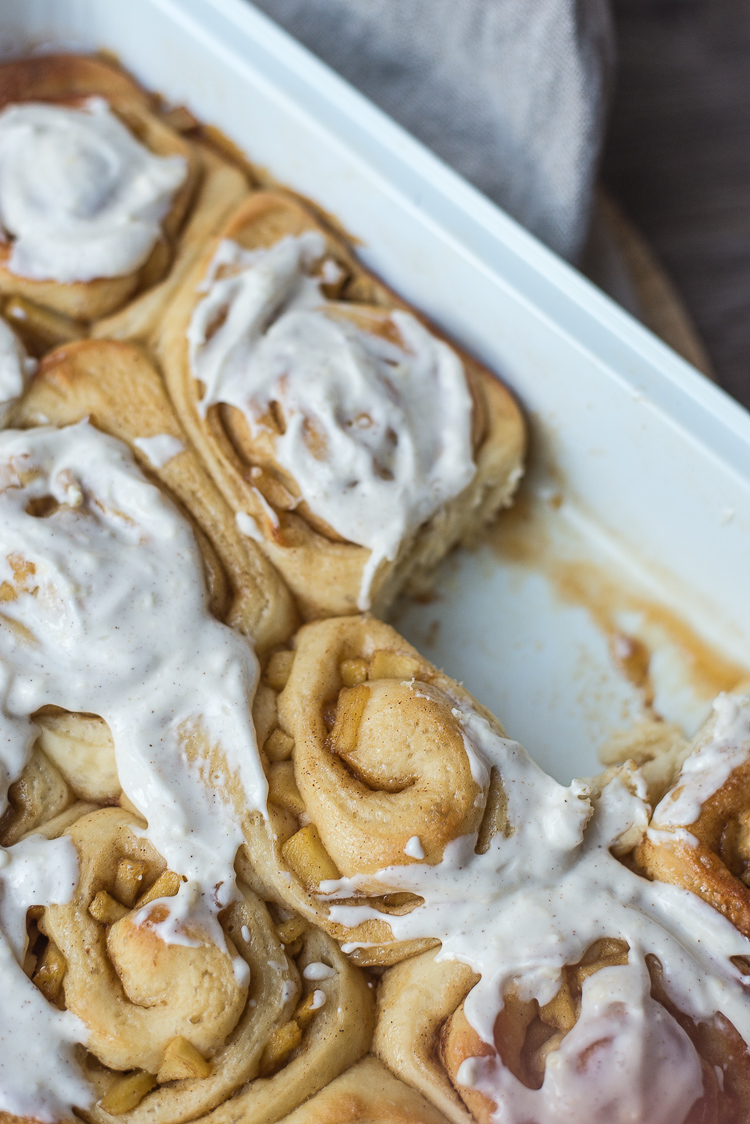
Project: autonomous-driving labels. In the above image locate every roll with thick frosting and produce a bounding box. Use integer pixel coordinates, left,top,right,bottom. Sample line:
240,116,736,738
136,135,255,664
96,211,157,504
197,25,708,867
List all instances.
158,191,525,618
10,337,296,652
0,55,248,348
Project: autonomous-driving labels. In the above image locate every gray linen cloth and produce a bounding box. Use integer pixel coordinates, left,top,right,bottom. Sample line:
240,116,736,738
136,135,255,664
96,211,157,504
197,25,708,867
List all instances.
248,0,614,262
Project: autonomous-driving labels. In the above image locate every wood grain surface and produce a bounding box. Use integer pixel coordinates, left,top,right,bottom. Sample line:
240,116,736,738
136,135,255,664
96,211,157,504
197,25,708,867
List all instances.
602,0,750,408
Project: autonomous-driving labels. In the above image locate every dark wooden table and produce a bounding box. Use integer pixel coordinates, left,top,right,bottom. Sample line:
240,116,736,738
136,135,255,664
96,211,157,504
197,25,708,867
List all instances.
602,0,750,408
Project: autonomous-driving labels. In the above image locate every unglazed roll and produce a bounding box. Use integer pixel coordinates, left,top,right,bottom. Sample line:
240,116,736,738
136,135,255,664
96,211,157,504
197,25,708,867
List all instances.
243,615,503,966
636,688,750,938
157,190,525,618
10,337,296,652
0,55,247,348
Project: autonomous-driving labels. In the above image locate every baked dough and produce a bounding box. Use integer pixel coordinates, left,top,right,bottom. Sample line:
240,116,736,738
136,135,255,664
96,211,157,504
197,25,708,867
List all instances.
10,337,296,652
157,190,525,618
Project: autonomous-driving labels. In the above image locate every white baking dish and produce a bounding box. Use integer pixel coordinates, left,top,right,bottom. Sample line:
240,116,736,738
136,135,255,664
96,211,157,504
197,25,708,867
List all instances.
2,0,749,782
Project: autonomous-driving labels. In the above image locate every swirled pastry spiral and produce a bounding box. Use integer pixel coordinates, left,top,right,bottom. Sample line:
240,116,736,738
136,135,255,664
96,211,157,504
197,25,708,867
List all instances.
27,807,373,1124
242,615,501,966
158,191,525,617
1,49,749,1124
0,410,371,1119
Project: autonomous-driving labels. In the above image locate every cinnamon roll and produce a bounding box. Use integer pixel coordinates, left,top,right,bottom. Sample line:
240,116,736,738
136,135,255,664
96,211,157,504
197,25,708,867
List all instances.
10,337,296,651
158,190,525,617
242,615,500,966
0,55,246,347
26,807,373,1124
636,688,750,938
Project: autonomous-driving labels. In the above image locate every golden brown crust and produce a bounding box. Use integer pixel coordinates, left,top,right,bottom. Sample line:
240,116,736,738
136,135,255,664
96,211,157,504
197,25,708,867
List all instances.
157,190,525,619
0,55,202,325
10,338,297,652
277,1056,452,1124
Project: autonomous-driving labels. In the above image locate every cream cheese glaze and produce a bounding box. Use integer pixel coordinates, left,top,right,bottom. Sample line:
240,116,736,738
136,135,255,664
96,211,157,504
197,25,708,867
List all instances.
133,431,184,467
187,233,476,609
0,421,267,1116
0,98,187,283
0,317,35,426
327,687,750,1124
0,835,91,1121
653,692,750,828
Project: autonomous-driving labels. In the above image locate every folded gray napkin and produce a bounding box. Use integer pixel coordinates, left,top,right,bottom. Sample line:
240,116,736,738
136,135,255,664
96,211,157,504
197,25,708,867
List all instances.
249,0,614,262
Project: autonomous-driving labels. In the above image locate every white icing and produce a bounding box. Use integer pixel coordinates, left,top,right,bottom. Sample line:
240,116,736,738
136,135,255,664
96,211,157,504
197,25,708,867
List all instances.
0,834,94,1119
404,835,425,859
0,99,186,283
188,235,475,609
323,693,750,1123
0,318,35,427
310,989,326,1010
654,692,750,827
302,960,336,981
0,421,268,1114
133,432,184,468
458,960,702,1124
236,510,263,542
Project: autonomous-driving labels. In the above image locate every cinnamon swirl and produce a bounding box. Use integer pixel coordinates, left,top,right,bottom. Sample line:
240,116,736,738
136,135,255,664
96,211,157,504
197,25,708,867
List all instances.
0,55,247,350
158,190,525,617
242,615,500,966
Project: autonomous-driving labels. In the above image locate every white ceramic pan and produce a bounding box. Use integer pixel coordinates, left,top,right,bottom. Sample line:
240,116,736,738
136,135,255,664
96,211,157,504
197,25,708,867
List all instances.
3,0,749,781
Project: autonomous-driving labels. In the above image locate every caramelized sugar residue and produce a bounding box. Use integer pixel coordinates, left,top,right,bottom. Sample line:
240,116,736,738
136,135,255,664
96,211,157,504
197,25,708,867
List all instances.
485,488,748,711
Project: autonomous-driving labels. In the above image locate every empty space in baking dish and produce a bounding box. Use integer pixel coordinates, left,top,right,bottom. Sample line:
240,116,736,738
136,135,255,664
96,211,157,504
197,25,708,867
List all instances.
3,0,750,783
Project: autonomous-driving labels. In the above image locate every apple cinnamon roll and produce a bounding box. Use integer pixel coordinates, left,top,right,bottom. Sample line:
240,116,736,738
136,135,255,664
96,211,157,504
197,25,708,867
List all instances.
17,806,373,1124
242,615,500,966
0,55,246,348
10,337,296,651
636,688,750,938
158,190,525,617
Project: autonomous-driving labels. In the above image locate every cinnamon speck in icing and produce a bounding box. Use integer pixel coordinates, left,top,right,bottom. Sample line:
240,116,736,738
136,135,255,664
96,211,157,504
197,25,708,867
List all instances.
0,99,186,282
187,234,476,608
0,422,266,1116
